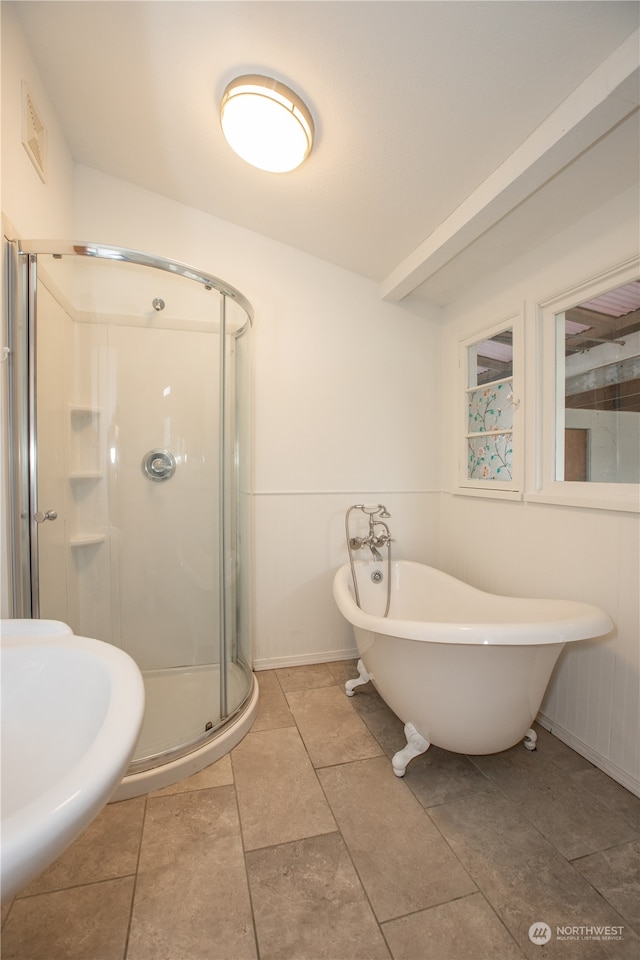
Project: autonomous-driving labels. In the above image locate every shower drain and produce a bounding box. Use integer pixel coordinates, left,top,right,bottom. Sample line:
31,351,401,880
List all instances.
371,570,384,584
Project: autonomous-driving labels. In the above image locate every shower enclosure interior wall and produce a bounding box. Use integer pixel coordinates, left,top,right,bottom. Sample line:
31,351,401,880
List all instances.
5,240,255,790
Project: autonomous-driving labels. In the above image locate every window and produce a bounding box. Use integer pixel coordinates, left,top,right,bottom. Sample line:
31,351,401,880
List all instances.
457,316,523,497
532,258,640,512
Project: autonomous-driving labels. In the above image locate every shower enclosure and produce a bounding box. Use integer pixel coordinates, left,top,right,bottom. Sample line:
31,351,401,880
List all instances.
5,240,256,796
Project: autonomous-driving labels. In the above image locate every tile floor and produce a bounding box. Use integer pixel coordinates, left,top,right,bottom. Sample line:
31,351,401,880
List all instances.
2,661,639,960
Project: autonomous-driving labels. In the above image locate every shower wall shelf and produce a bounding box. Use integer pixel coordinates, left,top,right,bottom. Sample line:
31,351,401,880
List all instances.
69,405,101,417
68,404,104,551
69,535,106,548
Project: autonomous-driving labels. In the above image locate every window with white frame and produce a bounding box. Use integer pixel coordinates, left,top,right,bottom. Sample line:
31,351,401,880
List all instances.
531,258,640,513
458,315,523,497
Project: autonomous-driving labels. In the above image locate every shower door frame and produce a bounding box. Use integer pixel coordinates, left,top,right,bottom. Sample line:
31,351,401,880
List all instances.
6,238,254,761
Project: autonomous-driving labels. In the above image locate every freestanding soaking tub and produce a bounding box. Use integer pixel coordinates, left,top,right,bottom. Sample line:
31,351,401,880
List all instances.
333,560,613,776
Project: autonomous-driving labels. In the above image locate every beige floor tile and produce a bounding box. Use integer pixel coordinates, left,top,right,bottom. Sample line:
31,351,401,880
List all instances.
2,876,134,960
232,725,336,850
246,832,390,959
318,757,476,922
127,786,256,960
251,669,295,731
429,787,557,867
570,768,640,830
403,745,494,808
382,892,524,960
532,723,596,773
348,681,405,758
18,797,145,896
149,754,234,797
286,685,384,767
325,658,359,684
275,662,336,692
472,747,638,859
429,790,636,959
574,840,640,934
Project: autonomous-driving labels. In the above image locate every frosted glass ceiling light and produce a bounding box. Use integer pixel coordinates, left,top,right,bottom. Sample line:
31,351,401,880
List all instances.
220,75,314,173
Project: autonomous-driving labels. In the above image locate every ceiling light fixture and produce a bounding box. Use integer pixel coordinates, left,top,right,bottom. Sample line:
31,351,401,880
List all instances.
220,75,314,173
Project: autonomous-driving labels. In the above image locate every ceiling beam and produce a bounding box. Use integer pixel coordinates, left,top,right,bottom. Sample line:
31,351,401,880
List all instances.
380,29,640,303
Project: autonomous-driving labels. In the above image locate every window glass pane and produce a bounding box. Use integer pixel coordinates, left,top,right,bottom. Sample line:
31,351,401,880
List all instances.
467,380,514,434
468,433,513,481
559,279,640,483
469,330,513,387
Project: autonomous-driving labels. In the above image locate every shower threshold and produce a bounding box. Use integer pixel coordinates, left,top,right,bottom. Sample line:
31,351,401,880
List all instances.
111,663,259,801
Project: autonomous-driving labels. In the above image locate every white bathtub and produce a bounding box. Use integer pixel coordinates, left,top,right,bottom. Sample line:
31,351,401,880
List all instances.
333,560,613,775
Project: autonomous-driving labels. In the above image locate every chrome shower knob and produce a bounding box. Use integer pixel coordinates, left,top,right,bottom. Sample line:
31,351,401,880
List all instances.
142,449,177,482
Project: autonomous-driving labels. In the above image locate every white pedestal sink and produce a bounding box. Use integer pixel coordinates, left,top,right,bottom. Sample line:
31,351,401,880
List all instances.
1,620,145,903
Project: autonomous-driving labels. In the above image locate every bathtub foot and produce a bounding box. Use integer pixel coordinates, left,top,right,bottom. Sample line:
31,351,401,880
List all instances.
345,659,371,697
392,722,431,777
523,728,538,751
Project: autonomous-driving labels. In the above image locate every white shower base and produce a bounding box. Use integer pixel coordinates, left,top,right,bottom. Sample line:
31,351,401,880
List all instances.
111,662,258,801
132,662,249,762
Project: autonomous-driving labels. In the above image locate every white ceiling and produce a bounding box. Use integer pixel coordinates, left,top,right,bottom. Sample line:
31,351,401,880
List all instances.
12,0,640,308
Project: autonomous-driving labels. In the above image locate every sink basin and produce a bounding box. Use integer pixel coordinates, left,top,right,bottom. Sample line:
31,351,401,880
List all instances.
1,620,144,902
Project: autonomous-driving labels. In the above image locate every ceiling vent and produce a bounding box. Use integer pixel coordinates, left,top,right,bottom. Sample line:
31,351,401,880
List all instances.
22,82,47,182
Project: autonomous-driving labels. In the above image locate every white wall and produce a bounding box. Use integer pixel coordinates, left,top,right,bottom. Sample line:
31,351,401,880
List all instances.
1,2,76,612
439,185,640,794
73,165,442,667
0,4,74,238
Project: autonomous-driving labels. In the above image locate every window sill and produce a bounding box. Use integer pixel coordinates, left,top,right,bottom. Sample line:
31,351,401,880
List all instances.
524,491,639,514
450,486,639,512
452,486,523,501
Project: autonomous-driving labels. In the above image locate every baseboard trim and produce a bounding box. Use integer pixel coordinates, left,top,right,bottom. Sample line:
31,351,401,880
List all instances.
537,711,640,798
254,647,358,671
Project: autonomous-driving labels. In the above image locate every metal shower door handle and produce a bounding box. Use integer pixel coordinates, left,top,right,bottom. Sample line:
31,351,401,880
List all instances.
34,509,58,523
142,449,176,482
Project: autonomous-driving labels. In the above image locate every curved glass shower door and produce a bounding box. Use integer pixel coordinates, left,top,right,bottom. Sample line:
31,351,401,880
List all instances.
13,243,253,771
